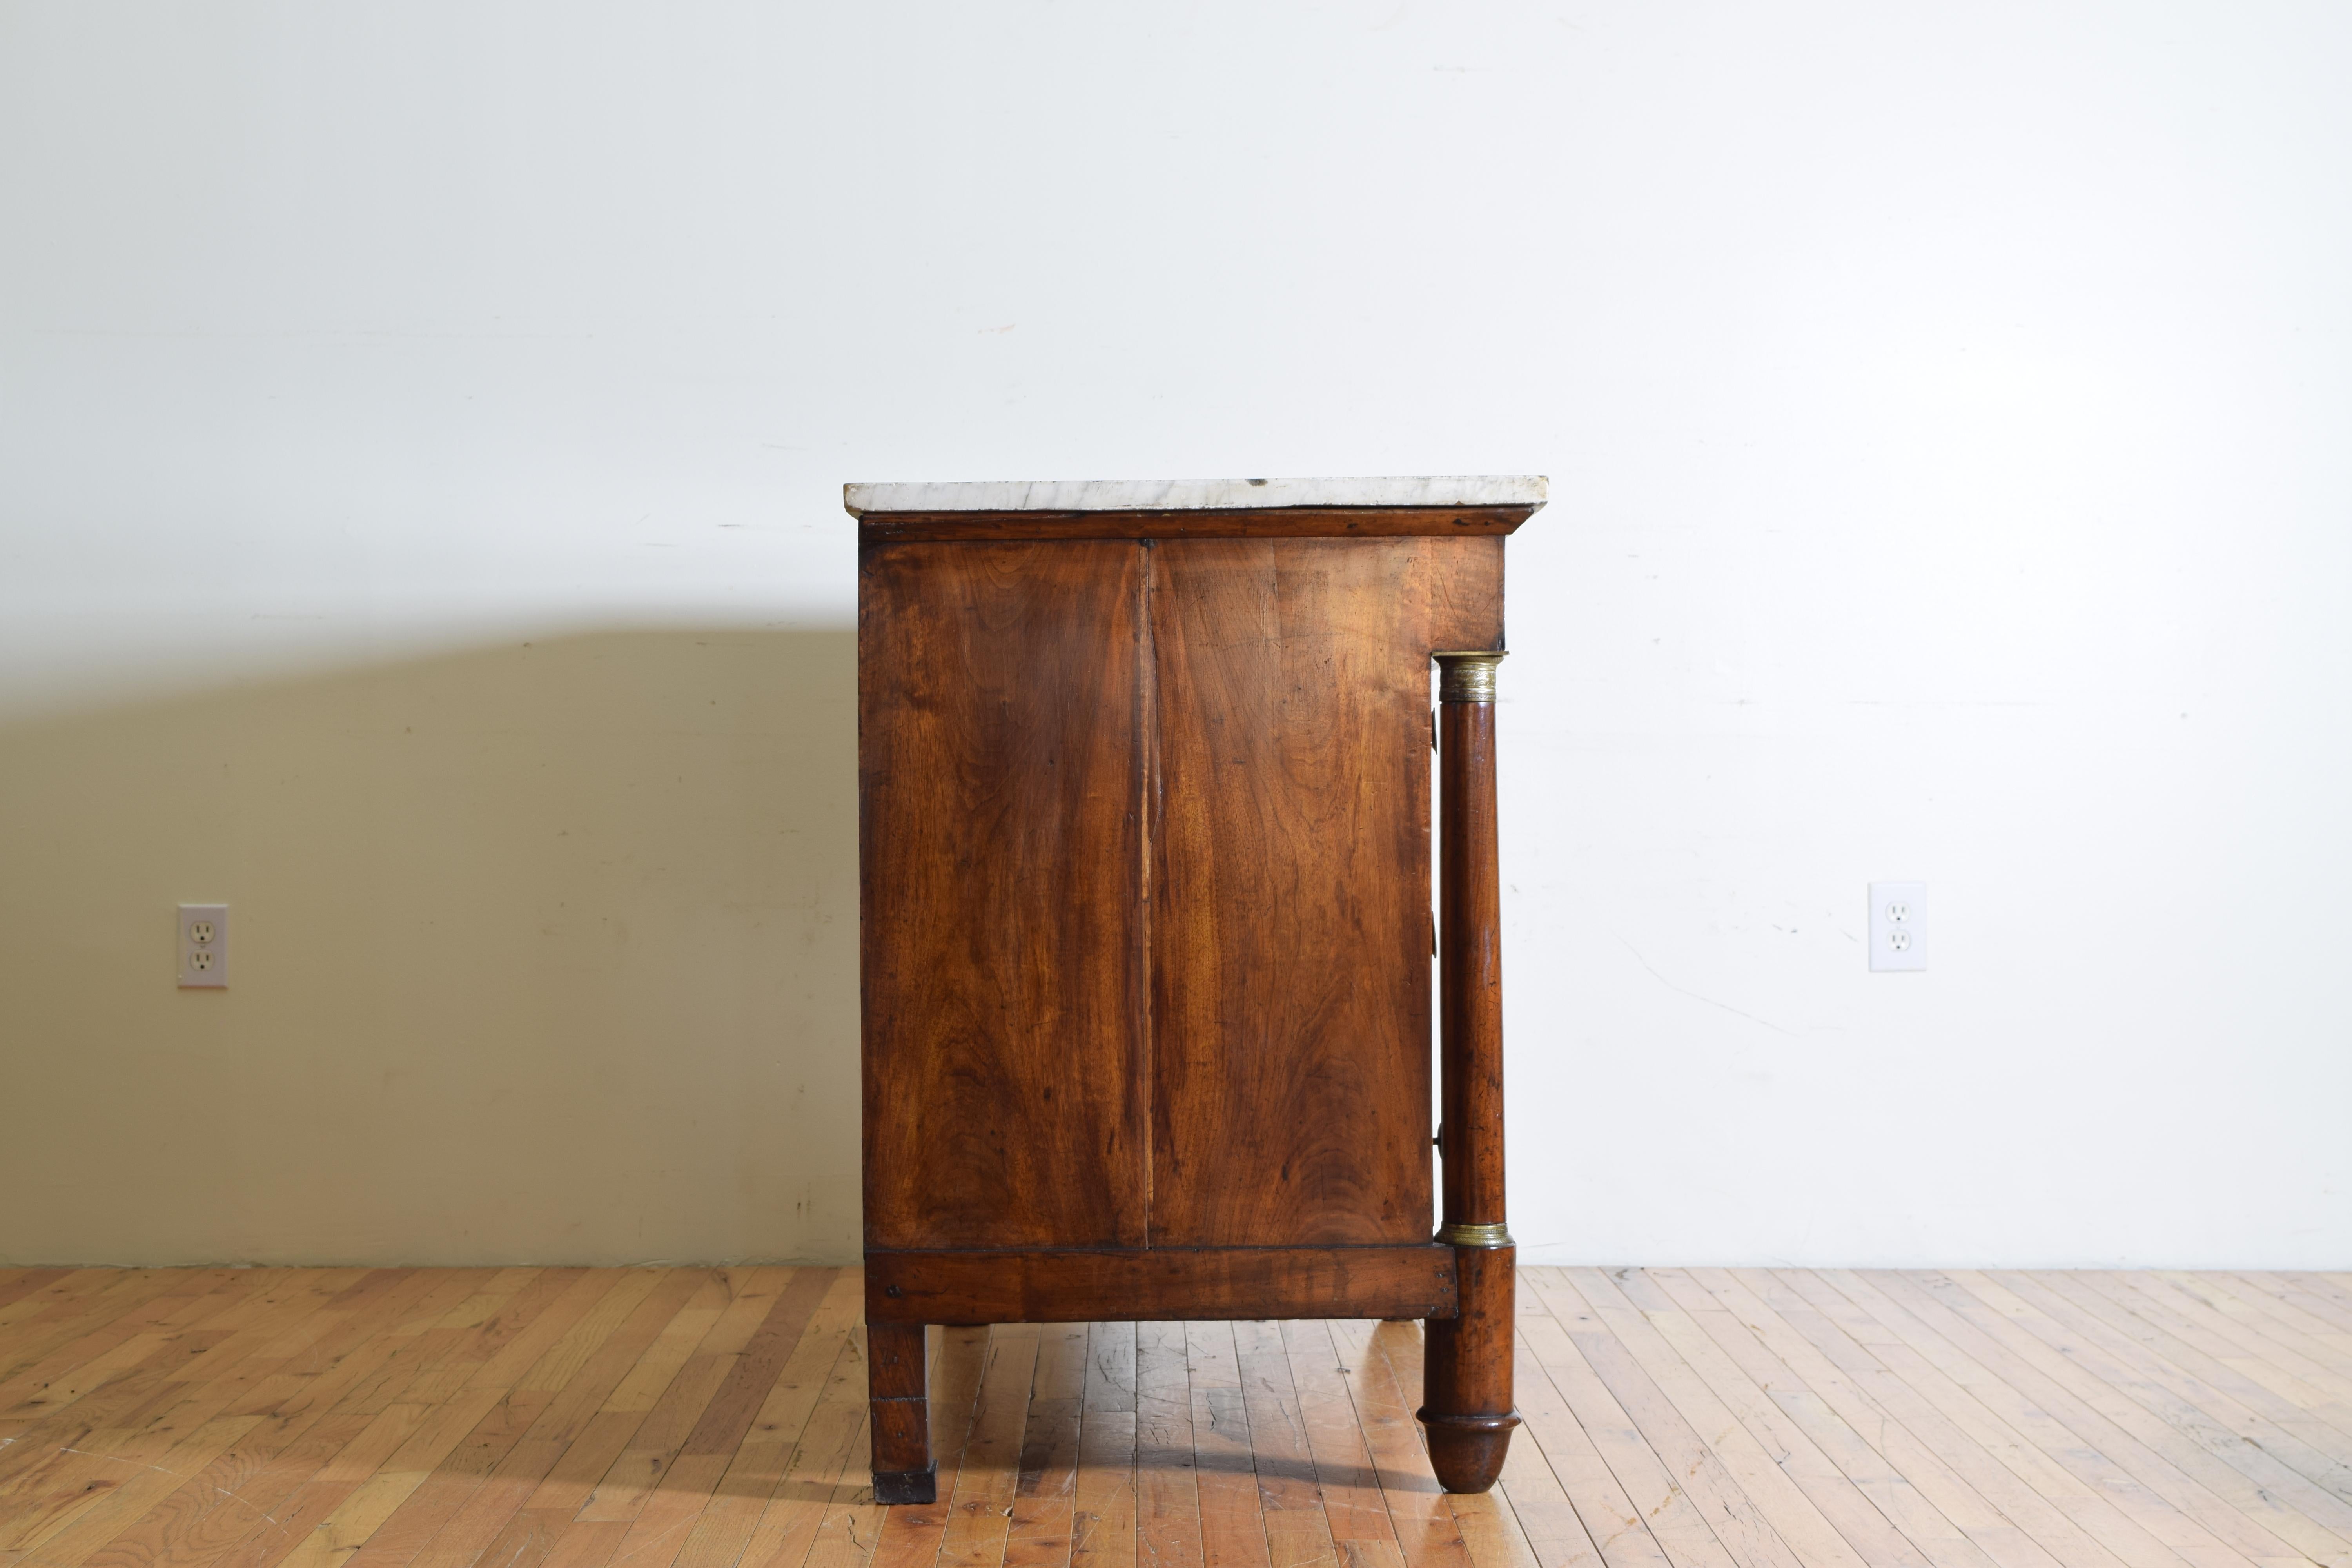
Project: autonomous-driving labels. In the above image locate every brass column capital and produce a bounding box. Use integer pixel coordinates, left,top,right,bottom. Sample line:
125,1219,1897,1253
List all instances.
1432,650,1506,703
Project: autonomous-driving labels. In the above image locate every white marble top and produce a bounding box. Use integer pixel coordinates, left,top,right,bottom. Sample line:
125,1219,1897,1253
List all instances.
842,475,1546,516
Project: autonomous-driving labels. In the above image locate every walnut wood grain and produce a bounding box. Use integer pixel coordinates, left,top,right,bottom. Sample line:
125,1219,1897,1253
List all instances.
858,541,1149,1251
864,1247,1459,1326
1147,538,1502,1247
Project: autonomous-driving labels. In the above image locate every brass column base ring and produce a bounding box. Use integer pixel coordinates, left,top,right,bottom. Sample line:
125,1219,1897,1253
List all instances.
1436,1221,1514,1249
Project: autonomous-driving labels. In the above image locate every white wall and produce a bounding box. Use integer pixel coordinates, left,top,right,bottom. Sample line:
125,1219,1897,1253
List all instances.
3,1,2346,1267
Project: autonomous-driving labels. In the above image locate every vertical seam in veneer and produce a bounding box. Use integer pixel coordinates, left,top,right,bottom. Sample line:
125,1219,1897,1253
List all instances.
1138,539,1157,1251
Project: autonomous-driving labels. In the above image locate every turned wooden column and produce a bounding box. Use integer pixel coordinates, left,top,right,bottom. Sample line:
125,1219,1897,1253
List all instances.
1419,648,1520,1493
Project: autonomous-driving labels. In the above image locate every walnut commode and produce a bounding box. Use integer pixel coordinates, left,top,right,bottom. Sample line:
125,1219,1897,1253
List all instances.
849,476,1544,1503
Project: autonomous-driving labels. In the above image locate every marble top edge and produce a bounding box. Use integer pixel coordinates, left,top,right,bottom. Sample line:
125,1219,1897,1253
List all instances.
842,475,1546,517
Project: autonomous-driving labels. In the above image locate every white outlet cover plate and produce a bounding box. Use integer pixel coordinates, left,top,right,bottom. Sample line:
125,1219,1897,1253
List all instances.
178,902,228,988
1868,882,1926,972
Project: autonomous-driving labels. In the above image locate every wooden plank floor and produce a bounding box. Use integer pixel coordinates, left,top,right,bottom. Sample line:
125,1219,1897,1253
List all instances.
1,1267,2349,1568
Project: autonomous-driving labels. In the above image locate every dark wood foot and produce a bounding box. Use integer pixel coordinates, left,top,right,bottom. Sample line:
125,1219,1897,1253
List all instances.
1419,1244,1520,1493
868,1320,932,1504
1421,1410,1520,1492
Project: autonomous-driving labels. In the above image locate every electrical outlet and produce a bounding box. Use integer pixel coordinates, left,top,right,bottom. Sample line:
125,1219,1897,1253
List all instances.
1868,882,1925,972
178,903,228,988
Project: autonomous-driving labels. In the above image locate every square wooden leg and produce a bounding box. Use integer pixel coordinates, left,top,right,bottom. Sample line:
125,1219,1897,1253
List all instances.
868,1321,935,1504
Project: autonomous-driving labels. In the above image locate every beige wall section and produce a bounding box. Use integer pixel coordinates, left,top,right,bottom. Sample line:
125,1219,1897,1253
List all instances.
0,628,860,1266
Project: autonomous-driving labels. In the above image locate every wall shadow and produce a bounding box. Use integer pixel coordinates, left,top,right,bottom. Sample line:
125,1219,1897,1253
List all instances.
0,626,862,1267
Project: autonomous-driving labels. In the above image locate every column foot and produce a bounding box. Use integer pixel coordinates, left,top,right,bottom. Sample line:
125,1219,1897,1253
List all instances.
1417,1410,1522,1493
1420,1243,1518,1493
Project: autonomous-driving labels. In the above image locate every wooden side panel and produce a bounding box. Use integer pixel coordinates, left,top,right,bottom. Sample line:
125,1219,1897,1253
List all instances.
860,541,1148,1250
864,1247,1459,1325
1148,537,1504,1247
